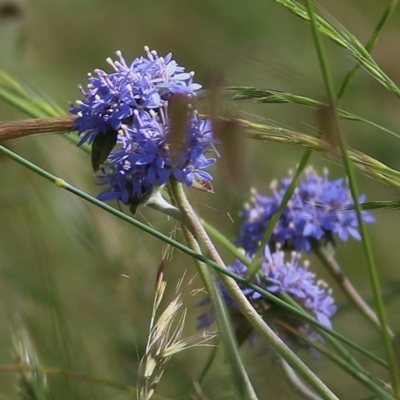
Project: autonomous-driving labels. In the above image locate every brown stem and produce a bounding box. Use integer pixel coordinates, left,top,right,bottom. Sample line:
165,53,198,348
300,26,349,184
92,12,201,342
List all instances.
313,245,394,338
0,116,76,141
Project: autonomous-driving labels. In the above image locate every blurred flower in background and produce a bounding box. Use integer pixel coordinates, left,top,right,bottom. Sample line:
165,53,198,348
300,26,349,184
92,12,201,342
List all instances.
237,167,375,254
197,246,337,354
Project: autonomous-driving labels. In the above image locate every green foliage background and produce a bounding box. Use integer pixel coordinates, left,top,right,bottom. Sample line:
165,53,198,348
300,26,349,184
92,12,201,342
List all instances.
0,1,400,398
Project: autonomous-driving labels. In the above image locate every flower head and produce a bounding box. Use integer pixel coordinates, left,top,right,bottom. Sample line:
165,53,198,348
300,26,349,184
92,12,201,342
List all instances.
70,47,201,145
237,167,375,254
70,47,216,210
197,247,337,353
96,108,215,210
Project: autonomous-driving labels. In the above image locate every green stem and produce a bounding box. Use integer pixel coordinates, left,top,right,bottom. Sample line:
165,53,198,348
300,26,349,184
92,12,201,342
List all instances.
197,338,219,385
170,179,338,400
181,225,258,400
337,0,400,100
304,0,400,397
247,149,313,280
300,341,396,400
0,364,170,399
313,244,391,336
279,291,395,398
279,359,323,400
201,220,251,267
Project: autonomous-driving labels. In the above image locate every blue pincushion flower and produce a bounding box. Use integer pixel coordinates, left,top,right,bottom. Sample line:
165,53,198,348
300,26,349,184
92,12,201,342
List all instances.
70,47,216,211
237,167,375,254
70,46,201,145
197,247,337,351
96,108,215,208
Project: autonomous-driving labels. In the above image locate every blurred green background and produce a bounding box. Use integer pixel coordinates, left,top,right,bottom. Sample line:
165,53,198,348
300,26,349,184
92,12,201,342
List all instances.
0,0,400,399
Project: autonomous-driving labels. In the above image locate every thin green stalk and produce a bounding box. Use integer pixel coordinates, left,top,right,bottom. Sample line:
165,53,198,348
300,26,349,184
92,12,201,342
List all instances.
197,338,219,385
170,180,338,400
297,341,396,400
181,226,258,400
337,0,400,100
304,0,400,397
0,70,65,117
313,244,393,337
247,149,313,279
279,288,396,399
0,89,50,119
0,364,156,398
279,359,323,400
281,292,383,389
0,143,390,372
2,363,192,400
201,220,250,267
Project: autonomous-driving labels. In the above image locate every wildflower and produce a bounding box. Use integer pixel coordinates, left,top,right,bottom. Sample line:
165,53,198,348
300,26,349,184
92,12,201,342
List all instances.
237,167,375,254
197,247,337,353
70,47,201,146
70,47,216,211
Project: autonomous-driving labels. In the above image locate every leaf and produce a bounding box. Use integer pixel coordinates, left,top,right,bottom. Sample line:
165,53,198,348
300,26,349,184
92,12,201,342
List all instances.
91,128,117,172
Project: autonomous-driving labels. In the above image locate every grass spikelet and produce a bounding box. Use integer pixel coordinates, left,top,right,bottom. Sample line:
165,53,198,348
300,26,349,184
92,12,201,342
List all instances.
138,252,216,400
11,325,50,400
274,0,400,98
239,118,400,189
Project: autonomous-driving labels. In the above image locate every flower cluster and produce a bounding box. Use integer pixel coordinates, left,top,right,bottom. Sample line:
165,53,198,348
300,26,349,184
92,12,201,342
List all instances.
197,167,378,352
237,167,375,254
197,247,337,350
70,47,216,210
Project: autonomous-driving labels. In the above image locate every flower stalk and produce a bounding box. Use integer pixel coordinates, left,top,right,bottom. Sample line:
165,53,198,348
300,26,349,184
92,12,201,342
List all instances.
312,243,393,337
0,116,75,141
169,178,339,400
304,0,400,396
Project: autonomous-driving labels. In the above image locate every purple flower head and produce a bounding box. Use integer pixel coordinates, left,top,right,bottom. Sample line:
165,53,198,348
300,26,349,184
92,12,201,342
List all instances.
70,47,217,210
70,47,202,145
197,247,337,354
237,167,375,254
96,108,216,211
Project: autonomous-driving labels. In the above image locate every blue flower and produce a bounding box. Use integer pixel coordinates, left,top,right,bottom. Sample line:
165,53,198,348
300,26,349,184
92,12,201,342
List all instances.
237,167,375,254
70,47,201,146
197,247,337,352
70,47,216,210
96,108,215,210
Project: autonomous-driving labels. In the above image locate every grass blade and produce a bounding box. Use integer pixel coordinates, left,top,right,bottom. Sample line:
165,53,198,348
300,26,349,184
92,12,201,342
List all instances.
304,0,400,396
